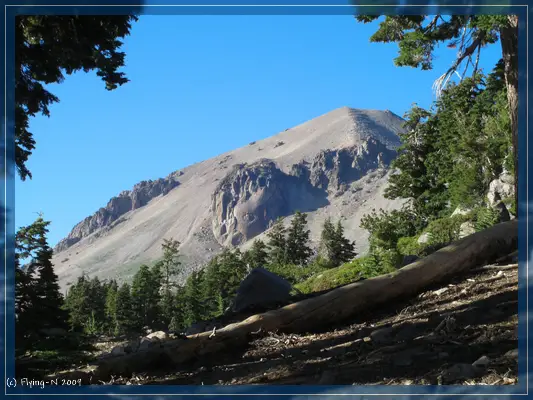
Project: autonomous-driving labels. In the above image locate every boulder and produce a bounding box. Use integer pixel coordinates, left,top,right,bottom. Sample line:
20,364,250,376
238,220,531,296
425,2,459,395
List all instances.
110,345,126,357
459,222,476,239
231,267,293,314
487,172,514,207
417,232,430,245
451,206,471,218
137,337,156,351
146,331,168,341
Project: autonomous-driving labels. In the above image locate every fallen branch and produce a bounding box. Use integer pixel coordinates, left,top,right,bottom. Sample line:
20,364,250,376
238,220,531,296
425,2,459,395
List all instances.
58,220,518,383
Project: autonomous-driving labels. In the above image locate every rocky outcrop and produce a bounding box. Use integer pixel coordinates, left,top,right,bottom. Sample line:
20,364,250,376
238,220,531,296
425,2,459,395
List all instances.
211,159,327,246
54,173,181,253
307,138,397,194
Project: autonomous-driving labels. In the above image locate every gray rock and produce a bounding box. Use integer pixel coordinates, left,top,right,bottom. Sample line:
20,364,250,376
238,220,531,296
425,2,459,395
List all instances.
451,206,471,218
146,331,168,341
459,221,476,239
487,172,514,207
231,267,293,314
417,232,430,245
110,345,126,356
138,337,156,351
54,175,180,253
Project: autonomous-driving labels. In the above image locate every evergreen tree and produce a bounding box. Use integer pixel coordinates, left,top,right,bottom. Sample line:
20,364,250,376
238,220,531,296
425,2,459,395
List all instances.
267,217,287,265
15,216,67,350
285,211,312,266
104,280,118,335
355,14,518,213
131,265,161,331
243,239,269,268
183,271,204,326
115,283,134,335
16,15,138,181
335,220,357,264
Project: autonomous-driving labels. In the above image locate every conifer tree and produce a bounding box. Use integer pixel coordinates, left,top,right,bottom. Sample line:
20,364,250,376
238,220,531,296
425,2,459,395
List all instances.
131,265,161,331
335,220,357,264
15,216,67,348
286,211,312,266
115,283,134,335
267,217,287,265
244,239,269,268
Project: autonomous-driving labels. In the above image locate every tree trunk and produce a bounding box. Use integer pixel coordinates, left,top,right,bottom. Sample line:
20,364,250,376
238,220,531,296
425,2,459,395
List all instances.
79,220,518,382
500,15,519,216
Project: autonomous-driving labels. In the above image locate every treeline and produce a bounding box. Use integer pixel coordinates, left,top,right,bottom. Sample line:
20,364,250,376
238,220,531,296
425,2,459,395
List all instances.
359,61,514,270
15,211,356,349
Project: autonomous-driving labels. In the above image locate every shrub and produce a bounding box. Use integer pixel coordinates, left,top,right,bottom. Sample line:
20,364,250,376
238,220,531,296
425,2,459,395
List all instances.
474,207,501,231
396,236,422,256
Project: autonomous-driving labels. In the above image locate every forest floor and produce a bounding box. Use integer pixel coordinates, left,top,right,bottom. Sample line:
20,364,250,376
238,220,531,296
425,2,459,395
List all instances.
114,259,519,386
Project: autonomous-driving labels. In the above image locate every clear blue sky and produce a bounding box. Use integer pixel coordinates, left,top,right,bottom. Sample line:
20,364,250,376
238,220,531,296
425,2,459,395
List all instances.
15,15,502,247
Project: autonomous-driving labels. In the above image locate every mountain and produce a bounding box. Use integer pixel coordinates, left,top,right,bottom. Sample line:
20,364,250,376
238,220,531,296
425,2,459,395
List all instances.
51,107,407,292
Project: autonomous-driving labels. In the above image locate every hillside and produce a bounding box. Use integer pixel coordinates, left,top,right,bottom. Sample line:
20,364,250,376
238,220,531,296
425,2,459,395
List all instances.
51,107,407,291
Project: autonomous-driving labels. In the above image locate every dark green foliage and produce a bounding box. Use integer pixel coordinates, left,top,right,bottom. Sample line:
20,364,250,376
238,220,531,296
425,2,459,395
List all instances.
319,218,357,267
183,271,204,326
243,239,269,268
130,265,162,331
360,208,419,251
267,217,287,265
285,212,312,266
15,15,137,181
474,207,501,232
115,283,135,335
15,216,68,352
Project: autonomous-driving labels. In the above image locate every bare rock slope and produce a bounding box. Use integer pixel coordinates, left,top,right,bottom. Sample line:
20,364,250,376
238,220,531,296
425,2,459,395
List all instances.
52,107,407,291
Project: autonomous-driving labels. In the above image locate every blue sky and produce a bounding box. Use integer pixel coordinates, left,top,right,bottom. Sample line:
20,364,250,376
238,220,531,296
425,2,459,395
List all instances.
15,15,502,247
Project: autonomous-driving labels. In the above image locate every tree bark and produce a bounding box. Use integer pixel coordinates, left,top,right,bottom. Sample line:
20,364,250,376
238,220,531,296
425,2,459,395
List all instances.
500,15,519,216
84,220,518,382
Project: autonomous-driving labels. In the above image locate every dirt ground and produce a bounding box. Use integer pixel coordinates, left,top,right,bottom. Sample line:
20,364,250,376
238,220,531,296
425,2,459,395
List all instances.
110,259,518,386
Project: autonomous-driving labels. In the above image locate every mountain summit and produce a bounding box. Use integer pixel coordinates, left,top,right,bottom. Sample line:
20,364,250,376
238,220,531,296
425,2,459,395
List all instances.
52,107,407,291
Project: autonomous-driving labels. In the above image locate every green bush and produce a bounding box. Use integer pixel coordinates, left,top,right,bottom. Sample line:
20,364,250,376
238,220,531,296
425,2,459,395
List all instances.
294,257,369,294
265,262,328,286
474,207,501,231
425,215,467,247
396,236,422,256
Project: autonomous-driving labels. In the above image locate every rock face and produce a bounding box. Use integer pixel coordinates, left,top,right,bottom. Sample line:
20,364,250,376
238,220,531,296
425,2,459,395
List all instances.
487,172,514,207
54,173,181,253
230,267,293,314
211,159,327,246
212,138,396,247
307,139,396,194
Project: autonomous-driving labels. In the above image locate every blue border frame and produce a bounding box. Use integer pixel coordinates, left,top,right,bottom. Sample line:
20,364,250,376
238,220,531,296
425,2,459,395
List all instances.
1,1,530,398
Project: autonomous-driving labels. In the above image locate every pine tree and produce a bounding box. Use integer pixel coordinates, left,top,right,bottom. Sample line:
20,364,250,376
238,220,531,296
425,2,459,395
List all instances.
319,217,340,267
131,265,161,332
104,280,118,335
184,271,204,326
267,217,287,265
115,283,134,335
335,220,357,264
15,216,67,350
244,239,268,268
285,211,312,266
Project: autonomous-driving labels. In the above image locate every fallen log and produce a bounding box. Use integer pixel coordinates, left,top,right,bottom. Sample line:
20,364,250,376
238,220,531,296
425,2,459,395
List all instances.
73,220,519,382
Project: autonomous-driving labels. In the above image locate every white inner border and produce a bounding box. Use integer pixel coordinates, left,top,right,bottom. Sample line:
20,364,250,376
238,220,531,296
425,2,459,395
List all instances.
3,4,529,396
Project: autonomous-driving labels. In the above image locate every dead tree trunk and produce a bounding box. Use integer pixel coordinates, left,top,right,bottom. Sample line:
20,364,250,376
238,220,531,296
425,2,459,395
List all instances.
84,220,518,381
